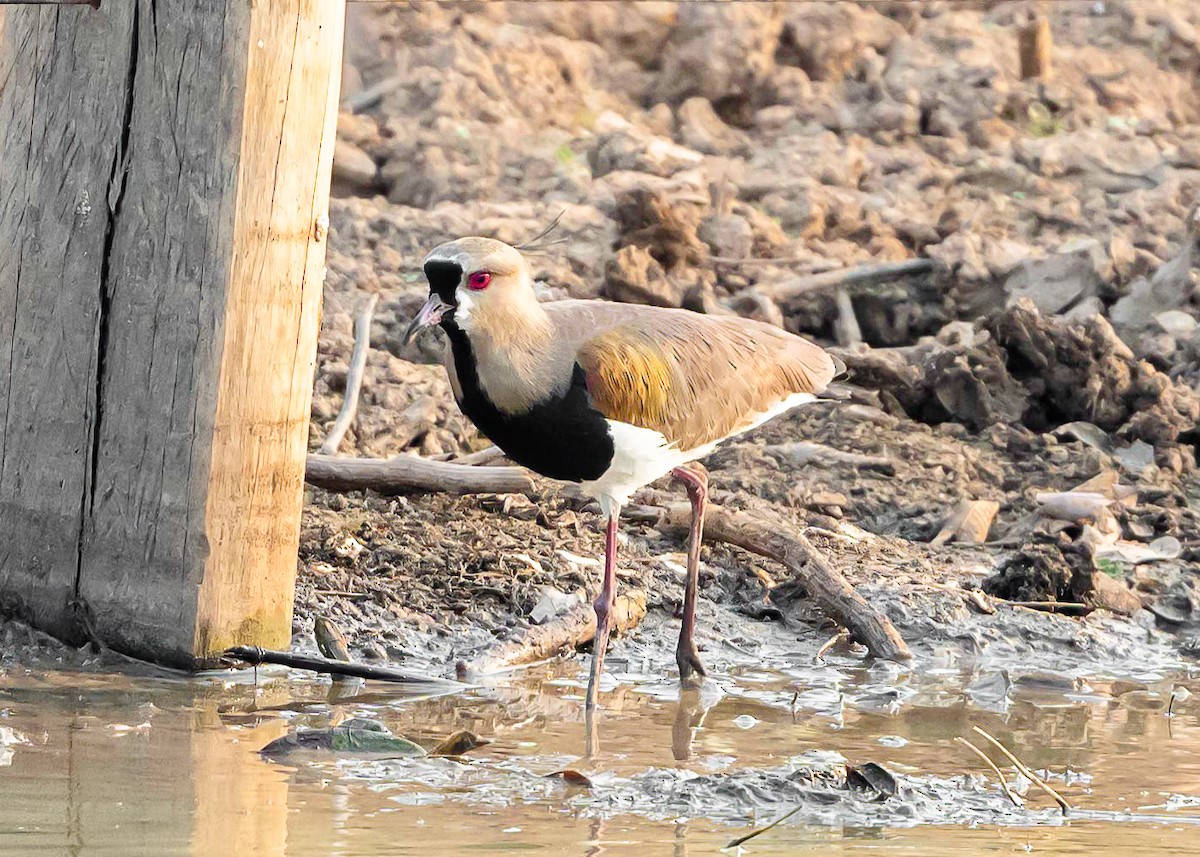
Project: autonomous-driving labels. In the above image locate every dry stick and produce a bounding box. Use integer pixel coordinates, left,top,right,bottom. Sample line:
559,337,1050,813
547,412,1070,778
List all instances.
1001,600,1092,616
971,726,1072,815
306,453,534,496
463,592,647,677
832,285,863,347
726,805,805,850
224,645,471,691
708,256,842,271
955,736,1024,808
761,258,934,302
654,500,912,662
814,628,850,663
341,48,408,112
320,293,378,455
450,445,506,466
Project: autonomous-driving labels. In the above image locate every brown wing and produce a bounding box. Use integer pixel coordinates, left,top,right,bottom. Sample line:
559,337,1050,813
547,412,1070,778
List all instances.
574,308,838,450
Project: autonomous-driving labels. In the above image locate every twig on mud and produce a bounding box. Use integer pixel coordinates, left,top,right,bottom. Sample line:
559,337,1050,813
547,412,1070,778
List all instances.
764,441,896,475
761,258,934,302
971,726,1072,815
449,445,506,466
320,293,378,455
306,453,535,496
1000,600,1093,616
460,591,647,678
223,646,471,691
708,256,841,270
649,497,912,662
814,628,850,663
832,285,863,346
312,588,369,600
342,58,407,113
726,805,804,849
955,736,1025,808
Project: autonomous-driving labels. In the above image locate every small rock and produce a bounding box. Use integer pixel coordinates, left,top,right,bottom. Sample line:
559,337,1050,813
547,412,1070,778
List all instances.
604,245,684,307
676,97,752,156
698,213,753,259
1154,310,1197,338
1003,238,1108,315
530,586,583,625
332,140,379,193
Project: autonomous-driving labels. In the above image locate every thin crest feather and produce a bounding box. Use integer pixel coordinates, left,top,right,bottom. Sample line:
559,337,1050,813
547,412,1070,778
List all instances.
514,210,567,254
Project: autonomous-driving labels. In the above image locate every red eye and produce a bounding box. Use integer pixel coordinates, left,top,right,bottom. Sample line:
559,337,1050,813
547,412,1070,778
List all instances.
466,271,491,290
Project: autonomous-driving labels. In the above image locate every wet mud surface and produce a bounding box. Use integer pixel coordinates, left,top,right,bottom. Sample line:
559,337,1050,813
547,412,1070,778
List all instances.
2,619,1199,855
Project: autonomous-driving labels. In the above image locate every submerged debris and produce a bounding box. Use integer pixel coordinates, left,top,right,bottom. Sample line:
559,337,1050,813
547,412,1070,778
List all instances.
261,718,425,759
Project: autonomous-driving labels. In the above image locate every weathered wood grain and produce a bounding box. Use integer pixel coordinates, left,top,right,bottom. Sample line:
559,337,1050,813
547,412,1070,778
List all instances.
0,3,136,636
193,0,345,659
0,0,344,666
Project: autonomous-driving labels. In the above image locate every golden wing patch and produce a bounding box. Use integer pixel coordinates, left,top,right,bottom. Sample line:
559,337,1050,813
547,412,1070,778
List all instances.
579,328,676,435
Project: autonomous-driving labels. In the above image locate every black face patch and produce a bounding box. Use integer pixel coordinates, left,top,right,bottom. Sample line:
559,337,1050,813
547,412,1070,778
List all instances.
423,260,463,305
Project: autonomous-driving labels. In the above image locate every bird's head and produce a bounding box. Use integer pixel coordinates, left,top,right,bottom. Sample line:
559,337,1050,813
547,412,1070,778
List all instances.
404,237,537,345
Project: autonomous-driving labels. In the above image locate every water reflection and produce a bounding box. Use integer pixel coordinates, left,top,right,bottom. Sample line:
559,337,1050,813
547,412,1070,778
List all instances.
0,661,1198,856
671,687,712,761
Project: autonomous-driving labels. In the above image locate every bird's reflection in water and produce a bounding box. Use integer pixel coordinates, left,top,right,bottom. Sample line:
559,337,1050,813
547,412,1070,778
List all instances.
585,685,715,760
584,706,599,759
674,820,691,857
586,816,606,857
672,687,712,761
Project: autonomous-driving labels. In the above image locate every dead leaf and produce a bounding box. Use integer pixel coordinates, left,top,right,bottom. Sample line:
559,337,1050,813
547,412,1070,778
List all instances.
546,769,593,788
429,730,491,757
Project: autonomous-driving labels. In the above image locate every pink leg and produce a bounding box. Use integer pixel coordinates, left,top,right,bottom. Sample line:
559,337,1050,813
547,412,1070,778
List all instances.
585,511,620,711
672,463,708,683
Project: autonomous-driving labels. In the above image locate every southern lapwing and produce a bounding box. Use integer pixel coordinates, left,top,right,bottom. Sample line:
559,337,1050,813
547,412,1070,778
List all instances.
405,237,842,710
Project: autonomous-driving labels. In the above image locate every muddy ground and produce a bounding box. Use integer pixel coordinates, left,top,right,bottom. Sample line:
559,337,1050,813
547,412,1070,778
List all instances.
299,1,1200,678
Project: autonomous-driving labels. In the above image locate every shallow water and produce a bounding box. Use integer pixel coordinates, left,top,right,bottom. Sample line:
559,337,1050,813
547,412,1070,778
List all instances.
2,650,1199,856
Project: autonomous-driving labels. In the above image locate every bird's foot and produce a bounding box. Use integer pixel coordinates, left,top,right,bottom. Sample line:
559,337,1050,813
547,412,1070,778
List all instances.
676,641,707,687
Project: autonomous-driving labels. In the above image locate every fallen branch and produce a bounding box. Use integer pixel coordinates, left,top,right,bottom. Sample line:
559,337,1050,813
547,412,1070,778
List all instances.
762,258,933,302
320,293,378,455
224,645,470,691
653,500,912,662
461,591,647,678
306,453,534,496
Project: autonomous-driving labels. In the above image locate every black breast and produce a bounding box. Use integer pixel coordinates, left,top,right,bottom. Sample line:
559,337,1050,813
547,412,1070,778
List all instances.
444,327,615,482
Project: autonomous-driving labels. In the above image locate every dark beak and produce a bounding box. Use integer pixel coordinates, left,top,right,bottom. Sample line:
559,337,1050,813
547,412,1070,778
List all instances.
403,294,451,346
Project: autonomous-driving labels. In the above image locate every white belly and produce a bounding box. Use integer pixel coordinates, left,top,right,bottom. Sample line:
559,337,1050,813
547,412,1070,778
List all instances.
580,391,818,517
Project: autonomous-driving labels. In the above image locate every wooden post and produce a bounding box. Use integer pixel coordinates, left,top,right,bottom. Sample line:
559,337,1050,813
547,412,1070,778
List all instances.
0,0,344,667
